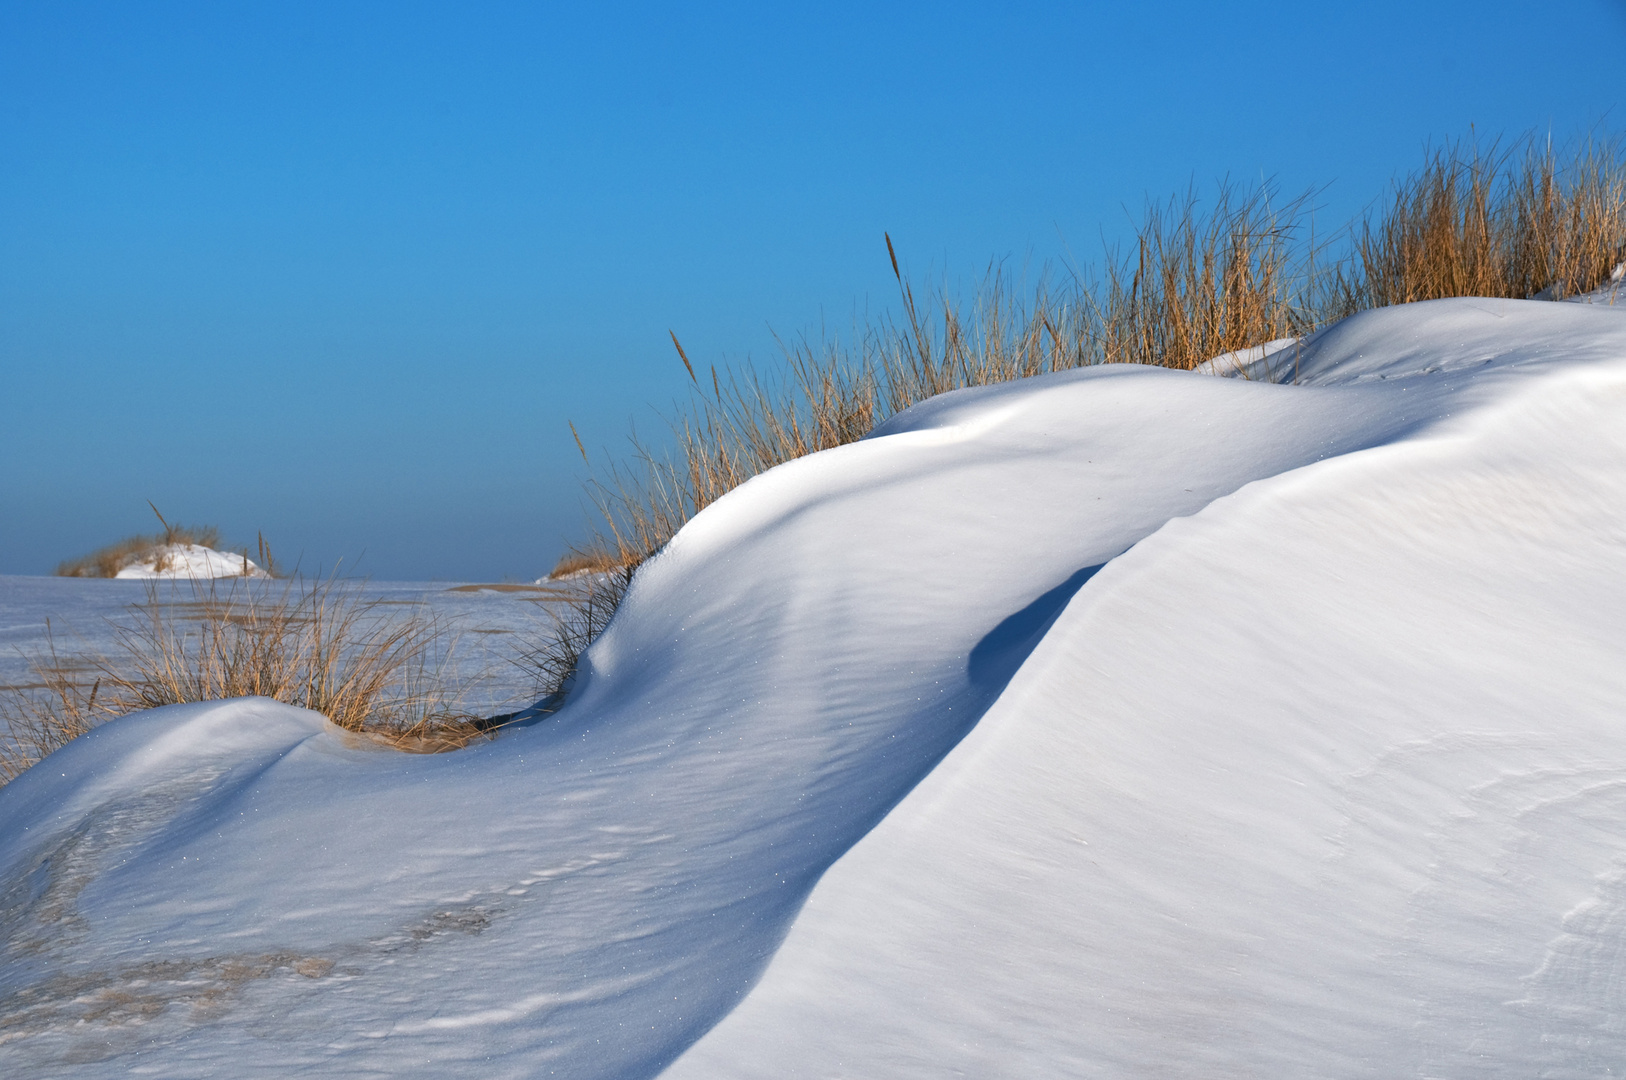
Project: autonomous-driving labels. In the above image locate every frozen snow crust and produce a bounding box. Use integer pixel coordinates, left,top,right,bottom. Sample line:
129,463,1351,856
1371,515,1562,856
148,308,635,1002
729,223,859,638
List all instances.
3,297,1626,1077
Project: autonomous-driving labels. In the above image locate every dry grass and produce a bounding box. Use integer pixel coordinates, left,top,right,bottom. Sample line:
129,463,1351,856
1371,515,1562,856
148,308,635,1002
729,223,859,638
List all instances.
561,183,1330,571
547,547,629,580
0,577,491,783
1342,137,1626,310
527,131,1625,691
1093,184,1323,370
517,567,632,700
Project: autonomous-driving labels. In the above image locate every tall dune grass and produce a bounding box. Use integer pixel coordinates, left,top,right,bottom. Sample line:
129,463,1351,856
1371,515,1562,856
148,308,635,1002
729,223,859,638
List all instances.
560,184,1322,572
533,132,1625,693
1343,138,1626,309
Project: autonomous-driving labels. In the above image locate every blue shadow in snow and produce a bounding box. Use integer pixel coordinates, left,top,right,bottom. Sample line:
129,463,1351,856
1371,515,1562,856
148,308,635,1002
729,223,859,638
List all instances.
967,562,1105,690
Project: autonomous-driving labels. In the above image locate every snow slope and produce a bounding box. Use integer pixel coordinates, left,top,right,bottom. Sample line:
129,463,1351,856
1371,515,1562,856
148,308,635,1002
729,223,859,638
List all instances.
3,298,1625,1077
667,299,1626,1078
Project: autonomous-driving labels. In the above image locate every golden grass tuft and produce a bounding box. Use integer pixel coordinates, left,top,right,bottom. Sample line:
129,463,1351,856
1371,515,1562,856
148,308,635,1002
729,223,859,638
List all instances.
1094,184,1320,370
0,577,491,783
547,547,631,580
1345,137,1626,309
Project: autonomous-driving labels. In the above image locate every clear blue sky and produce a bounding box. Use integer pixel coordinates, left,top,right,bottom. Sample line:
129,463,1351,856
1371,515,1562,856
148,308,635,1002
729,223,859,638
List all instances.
4,0,1623,580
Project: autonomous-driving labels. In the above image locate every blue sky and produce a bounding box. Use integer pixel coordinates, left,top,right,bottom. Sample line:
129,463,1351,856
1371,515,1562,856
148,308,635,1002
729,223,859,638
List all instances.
3,0,1623,580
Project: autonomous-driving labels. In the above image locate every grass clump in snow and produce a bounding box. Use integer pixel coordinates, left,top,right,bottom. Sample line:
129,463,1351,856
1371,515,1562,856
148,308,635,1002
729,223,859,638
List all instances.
527,130,1625,695
0,577,490,783
547,545,629,580
56,524,225,578
55,505,282,579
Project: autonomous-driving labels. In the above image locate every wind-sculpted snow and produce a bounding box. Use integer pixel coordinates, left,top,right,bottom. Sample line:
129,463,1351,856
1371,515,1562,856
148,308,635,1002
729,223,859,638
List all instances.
667,300,1626,1079
3,298,1625,1077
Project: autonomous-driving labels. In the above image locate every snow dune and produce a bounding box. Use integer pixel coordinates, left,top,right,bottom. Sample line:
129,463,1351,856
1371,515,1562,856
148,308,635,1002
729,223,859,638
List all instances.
668,298,1626,1078
2,298,1625,1077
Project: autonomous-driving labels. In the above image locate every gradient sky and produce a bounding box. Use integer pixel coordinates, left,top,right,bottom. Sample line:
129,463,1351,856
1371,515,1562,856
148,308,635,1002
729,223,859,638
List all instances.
4,0,1624,580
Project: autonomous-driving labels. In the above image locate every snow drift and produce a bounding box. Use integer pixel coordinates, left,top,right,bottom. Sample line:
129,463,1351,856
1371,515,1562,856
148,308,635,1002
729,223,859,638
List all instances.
3,297,1626,1078
111,542,268,579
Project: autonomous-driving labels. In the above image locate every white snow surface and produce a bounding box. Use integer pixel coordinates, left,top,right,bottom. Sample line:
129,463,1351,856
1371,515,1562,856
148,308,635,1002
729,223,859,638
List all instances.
4,297,1626,1077
112,542,267,579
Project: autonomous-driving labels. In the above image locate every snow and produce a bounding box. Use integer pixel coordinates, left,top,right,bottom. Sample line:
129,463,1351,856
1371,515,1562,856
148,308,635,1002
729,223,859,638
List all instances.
668,303,1626,1079
4,297,1626,1077
112,542,268,579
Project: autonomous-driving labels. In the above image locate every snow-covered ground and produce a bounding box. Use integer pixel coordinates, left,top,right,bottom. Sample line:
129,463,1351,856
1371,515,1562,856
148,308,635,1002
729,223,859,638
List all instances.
2,296,1625,1077
110,542,268,579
